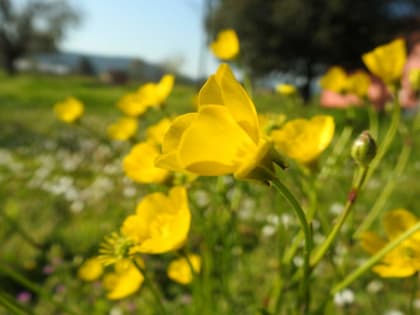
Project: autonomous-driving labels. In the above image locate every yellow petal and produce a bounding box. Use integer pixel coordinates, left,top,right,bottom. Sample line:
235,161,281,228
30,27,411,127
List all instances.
178,105,257,175
319,67,348,93
157,113,198,172
103,259,144,300
146,118,171,145
122,187,191,254
167,254,201,285
373,263,416,278
271,115,335,163
362,38,406,83
107,117,138,141
359,231,386,254
123,141,169,184
53,97,84,123
155,74,175,104
210,29,240,60
383,208,418,240
199,64,259,143
77,257,104,282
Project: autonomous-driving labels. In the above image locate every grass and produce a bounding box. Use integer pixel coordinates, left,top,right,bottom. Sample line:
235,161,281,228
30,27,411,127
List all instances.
0,72,419,315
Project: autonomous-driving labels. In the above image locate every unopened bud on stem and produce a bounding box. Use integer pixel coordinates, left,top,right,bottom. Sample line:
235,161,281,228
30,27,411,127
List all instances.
351,131,377,167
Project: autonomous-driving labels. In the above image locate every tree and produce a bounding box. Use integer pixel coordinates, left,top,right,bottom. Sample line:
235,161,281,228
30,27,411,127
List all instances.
0,0,80,75
208,0,420,99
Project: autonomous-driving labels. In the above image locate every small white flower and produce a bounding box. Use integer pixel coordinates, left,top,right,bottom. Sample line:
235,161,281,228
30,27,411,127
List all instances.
330,202,344,215
293,256,304,267
384,310,404,315
261,225,277,238
334,289,354,307
366,280,383,293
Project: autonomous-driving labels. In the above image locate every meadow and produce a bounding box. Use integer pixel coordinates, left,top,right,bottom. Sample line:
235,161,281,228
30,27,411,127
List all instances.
0,68,419,315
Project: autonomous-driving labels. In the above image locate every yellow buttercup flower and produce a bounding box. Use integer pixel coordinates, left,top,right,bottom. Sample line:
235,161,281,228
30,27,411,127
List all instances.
121,186,191,254
154,74,175,106
346,70,371,98
146,118,172,145
271,115,335,164
362,38,406,85
167,254,201,285
123,141,170,184
107,117,138,141
210,29,240,60
136,74,175,109
409,68,420,91
117,92,150,117
156,64,284,182
360,209,420,278
276,84,297,96
78,257,104,282
319,66,348,93
53,97,84,123
103,259,144,300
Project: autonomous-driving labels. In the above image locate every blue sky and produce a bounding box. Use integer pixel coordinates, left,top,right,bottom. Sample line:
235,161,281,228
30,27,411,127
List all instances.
61,0,219,78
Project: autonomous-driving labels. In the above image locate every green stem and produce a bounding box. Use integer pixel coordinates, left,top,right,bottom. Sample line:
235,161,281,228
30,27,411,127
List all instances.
132,259,167,315
310,167,369,267
367,105,379,140
0,290,33,315
354,141,411,236
317,125,353,181
409,273,419,315
270,178,312,314
0,265,78,315
331,221,420,294
0,211,44,250
365,94,400,183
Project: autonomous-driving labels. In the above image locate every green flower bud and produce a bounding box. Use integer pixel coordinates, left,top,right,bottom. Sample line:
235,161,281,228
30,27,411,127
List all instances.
351,131,377,167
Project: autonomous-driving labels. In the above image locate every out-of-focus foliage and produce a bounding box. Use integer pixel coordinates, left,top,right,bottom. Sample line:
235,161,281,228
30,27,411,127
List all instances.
0,0,80,74
207,0,420,98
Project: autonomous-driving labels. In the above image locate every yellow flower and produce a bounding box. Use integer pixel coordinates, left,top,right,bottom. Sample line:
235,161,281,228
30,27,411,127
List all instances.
53,97,84,123
146,118,172,145
276,84,297,96
156,64,284,182
123,141,170,184
121,186,191,254
107,117,138,141
270,115,335,164
154,74,175,106
137,74,175,108
78,257,104,282
210,29,240,60
117,92,150,117
103,259,144,300
409,68,420,91
319,66,348,93
167,254,201,285
360,209,420,278
362,38,406,85
346,70,371,98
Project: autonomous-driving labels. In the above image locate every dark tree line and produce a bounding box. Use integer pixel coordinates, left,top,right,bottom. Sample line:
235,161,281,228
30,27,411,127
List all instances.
0,0,79,75
207,0,420,99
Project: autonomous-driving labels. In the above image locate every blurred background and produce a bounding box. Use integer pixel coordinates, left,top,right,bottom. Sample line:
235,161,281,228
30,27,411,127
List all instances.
1,0,419,97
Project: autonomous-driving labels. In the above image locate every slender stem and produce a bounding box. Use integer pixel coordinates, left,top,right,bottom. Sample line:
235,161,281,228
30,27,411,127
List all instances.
409,273,419,315
133,258,167,315
0,210,44,250
0,290,33,315
270,178,312,314
317,125,353,181
354,141,411,236
310,167,369,268
365,94,400,183
367,105,379,140
331,221,420,294
0,265,78,315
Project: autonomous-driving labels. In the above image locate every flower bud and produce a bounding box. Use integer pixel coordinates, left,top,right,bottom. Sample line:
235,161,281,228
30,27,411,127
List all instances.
351,131,377,167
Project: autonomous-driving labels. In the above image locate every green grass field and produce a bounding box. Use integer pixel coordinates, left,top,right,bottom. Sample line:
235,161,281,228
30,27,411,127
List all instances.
0,72,419,315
